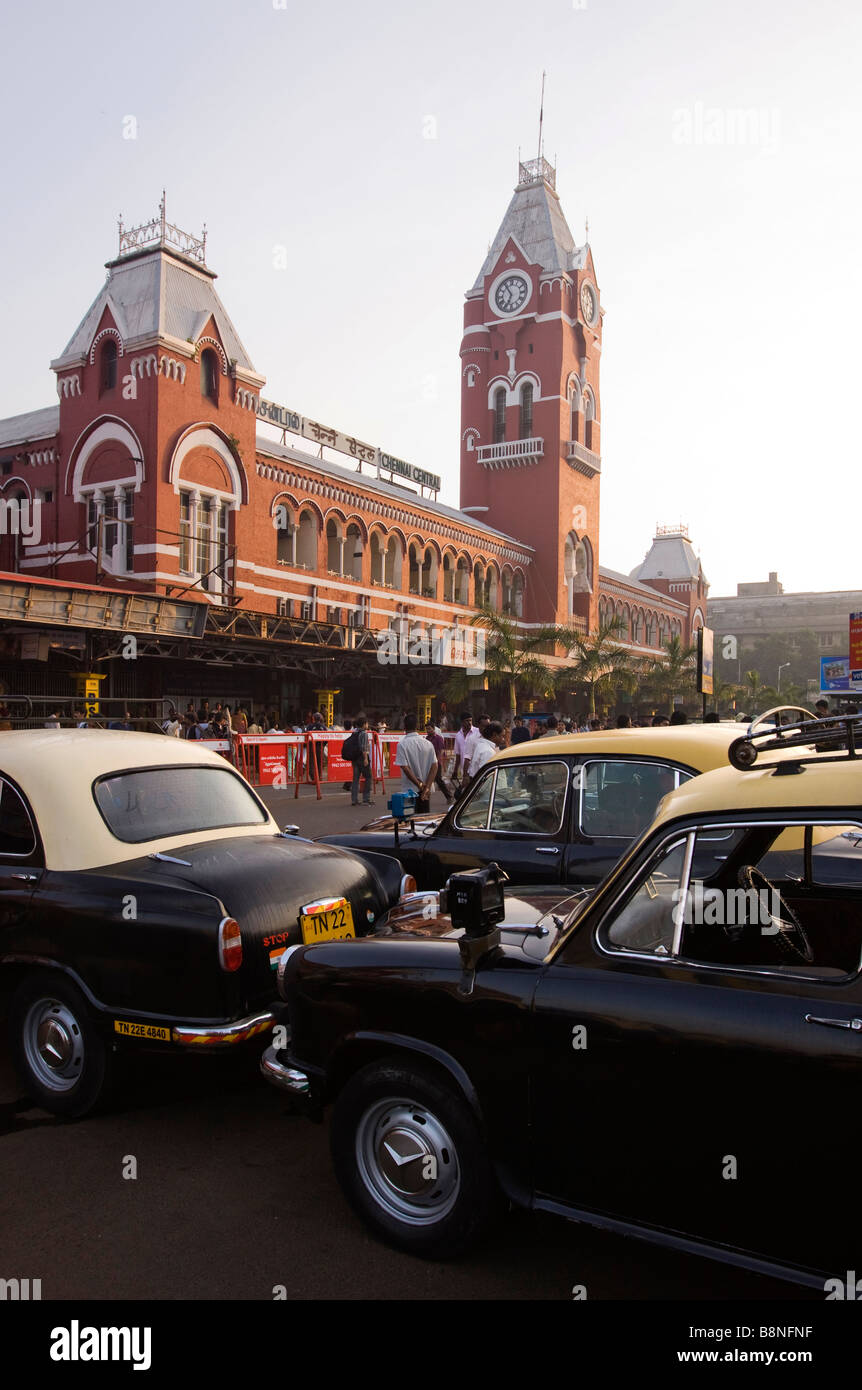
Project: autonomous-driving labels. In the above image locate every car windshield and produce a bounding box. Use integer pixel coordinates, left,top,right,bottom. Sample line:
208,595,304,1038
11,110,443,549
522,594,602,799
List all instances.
93,766,268,843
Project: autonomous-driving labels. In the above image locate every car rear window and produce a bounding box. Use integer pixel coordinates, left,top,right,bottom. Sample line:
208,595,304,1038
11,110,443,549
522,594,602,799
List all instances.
93,766,268,843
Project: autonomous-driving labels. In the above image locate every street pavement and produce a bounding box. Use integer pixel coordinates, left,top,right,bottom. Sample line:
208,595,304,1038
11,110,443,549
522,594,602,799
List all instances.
255,778,449,838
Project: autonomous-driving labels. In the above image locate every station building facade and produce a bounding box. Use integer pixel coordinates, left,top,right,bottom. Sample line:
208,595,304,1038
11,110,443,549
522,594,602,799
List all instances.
0,168,707,722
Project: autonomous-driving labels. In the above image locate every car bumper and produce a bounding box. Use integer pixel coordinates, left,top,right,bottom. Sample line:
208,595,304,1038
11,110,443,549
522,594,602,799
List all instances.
171,1011,275,1047
260,1044,311,1095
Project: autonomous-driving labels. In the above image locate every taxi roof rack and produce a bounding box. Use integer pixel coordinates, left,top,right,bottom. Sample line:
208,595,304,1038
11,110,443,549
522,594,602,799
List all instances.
728,705,862,771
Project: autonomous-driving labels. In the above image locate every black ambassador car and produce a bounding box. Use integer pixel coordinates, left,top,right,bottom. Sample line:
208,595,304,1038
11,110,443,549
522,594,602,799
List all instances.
0,730,407,1117
318,725,741,889
264,723,862,1286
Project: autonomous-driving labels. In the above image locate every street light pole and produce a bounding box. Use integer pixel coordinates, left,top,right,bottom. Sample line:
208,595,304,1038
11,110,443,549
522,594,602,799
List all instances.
778,662,791,692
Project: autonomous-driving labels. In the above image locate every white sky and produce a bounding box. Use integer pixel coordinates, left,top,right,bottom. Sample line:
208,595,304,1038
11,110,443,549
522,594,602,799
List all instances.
2,0,859,597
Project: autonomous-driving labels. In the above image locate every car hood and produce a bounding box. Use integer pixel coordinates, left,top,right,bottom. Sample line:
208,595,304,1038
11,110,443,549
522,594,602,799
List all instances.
375,885,591,963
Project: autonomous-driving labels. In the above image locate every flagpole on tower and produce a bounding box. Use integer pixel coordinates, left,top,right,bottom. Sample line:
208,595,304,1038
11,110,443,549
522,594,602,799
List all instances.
537,71,546,163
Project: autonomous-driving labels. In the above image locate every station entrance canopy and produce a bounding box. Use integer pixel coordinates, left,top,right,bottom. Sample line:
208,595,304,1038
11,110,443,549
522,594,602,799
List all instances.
0,574,207,639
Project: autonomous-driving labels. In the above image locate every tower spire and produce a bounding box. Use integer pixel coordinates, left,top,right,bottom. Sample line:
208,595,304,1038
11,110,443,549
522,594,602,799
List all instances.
537,70,546,164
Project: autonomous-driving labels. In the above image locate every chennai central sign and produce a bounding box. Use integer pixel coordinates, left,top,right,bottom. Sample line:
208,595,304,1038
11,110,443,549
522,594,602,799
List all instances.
256,398,441,494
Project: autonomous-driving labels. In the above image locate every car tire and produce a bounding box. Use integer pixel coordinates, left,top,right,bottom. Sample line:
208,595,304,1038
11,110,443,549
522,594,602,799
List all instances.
330,1058,498,1258
9,972,113,1119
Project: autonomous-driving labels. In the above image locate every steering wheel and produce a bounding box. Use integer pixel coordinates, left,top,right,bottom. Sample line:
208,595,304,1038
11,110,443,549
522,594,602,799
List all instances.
737,864,813,962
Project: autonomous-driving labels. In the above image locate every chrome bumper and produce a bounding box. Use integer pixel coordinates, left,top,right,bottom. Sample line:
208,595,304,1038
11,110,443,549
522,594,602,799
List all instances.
260,1045,311,1095
172,1011,275,1047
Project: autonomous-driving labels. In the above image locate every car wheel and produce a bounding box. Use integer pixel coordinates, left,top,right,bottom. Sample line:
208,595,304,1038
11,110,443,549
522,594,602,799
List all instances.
331,1059,498,1258
9,972,113,1119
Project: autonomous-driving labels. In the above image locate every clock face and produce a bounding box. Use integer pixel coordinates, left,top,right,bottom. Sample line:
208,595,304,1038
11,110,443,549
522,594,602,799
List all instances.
493,275,530,315
580,282,596,324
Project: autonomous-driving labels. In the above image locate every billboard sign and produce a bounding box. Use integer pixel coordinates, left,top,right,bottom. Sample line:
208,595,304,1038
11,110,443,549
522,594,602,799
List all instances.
850,613,862,689
697,627,714,696
820,656,850,693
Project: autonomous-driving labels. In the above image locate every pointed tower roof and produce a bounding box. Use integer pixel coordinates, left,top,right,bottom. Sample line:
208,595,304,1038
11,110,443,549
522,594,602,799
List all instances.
51,200,261,380
470,157,587,293
630,525,707,585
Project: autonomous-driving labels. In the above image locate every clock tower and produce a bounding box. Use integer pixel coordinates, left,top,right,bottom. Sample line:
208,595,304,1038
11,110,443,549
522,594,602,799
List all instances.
459,156,602,630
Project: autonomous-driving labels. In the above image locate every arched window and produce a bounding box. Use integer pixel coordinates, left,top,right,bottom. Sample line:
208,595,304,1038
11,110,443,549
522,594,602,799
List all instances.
408,542,421,595
501,570,513,614
483,565,498,609
456,557,470,605
326,518,343,574
201,349,219,403
276,505,294,565
346,524,363,581
296,510,318,569
443,553,455,602
513,572,525,618
473,561,484,607
519,383,533,440
370,531,384,584
569,384,580,443
493,388,506,445
100,340,118,394
584,389,595,449
385,535,402,588
423,547,438,597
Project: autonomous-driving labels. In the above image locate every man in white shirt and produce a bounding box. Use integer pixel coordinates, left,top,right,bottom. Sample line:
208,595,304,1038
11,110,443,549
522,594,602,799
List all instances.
452,712,481,789
395,713,438,813
468,721,505,780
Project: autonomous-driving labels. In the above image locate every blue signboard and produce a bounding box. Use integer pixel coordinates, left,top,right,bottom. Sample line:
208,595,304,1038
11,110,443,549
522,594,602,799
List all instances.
820,656,850,693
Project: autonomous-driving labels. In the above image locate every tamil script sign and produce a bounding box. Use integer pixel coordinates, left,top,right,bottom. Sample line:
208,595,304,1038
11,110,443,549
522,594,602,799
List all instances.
256,398,441,492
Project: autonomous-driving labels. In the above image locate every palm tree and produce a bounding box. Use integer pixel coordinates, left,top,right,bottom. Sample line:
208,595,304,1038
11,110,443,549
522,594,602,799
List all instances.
557,616,639,719
444,607,562,722
647,635,698,716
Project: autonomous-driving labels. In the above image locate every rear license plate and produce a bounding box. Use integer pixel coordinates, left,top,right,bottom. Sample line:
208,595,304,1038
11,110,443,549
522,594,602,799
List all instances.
113,1020,172,1042
299,898,355,944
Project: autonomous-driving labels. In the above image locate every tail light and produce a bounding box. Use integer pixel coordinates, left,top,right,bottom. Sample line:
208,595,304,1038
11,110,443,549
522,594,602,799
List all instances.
218,916,243,972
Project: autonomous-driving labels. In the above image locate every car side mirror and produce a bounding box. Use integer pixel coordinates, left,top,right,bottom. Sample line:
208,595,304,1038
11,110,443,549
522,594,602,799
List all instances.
281,824,300,836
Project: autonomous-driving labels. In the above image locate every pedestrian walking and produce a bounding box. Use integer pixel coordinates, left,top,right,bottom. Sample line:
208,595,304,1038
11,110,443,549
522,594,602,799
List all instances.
425,720,452,800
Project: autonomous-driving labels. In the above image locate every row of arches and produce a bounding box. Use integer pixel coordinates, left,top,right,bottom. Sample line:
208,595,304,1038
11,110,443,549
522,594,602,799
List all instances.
599,595,683,649
273,497,526,613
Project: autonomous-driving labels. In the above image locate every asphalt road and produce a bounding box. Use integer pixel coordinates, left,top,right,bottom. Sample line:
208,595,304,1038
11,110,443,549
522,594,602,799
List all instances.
0,1044,813,1302
0,785,816,1303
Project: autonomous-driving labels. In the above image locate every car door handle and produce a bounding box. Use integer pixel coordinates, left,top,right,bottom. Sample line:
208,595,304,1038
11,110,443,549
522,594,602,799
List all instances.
805,1014,862,1032
535,846,559,855
12,873,38,882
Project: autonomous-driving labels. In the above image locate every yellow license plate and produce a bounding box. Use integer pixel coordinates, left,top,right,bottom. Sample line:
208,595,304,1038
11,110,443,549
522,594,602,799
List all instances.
299,898,355,944
113,1020,172,1042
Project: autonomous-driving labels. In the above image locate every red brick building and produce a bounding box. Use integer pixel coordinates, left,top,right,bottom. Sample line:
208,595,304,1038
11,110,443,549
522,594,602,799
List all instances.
0,172,706,720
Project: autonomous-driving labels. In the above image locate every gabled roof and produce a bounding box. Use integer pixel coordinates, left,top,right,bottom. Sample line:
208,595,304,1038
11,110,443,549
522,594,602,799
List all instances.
51,247,260,376
471,170,584,292
630,534,705,585
599,564,689,609
0,406,60,448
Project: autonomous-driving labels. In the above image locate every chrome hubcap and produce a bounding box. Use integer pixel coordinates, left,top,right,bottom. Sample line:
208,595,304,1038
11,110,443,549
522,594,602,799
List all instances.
356,1098,460,1225
23,999,84,1092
